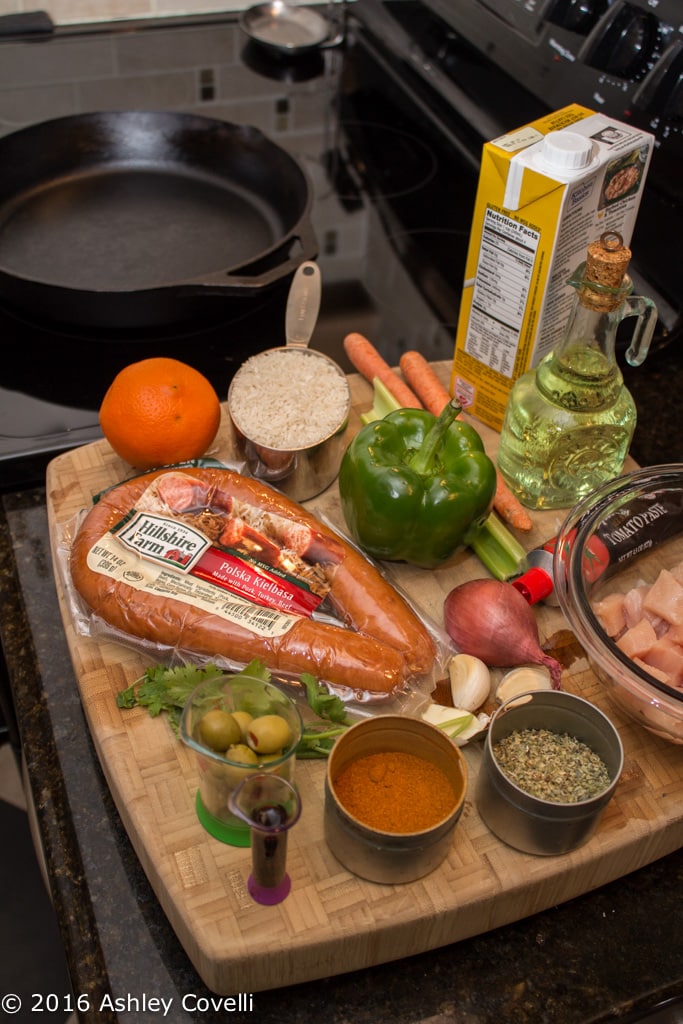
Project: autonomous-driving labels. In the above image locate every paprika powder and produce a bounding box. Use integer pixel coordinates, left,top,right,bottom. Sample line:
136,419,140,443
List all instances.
332,750,456,833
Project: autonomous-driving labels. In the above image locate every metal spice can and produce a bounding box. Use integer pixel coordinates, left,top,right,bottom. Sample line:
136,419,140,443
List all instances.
476,690,623,856
324,715,468,884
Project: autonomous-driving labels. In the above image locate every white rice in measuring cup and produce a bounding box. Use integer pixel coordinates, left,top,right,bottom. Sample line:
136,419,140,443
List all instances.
228,348,350,450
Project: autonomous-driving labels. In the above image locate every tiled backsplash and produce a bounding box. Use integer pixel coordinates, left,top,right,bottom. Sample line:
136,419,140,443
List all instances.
0,11,379,322
0,16,337,141
0,3,446,363
0,1,245,26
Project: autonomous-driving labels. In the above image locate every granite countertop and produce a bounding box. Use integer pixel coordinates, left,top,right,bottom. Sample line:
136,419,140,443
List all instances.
1,352,682,1022
621,342,683,469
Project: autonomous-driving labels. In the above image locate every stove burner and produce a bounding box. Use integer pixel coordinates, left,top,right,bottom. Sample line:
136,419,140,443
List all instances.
382,227,470,327
0,283,285,344
335,120,438,202
1,278,292,416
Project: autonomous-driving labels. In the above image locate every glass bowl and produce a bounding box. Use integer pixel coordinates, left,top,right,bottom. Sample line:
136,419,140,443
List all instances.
554,465,683,744
180,673,303,845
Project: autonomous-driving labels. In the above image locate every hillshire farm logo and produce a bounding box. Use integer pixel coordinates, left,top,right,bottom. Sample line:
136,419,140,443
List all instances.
115,510,209,570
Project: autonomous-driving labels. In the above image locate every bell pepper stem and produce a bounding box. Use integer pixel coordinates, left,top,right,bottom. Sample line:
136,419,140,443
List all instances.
407,399,462,475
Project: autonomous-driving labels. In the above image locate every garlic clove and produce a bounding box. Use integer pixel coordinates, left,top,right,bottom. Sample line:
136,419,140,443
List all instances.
450,711,490,747
495,664,553,705
422,703,473,731
422,702,489,746
448,653,491,712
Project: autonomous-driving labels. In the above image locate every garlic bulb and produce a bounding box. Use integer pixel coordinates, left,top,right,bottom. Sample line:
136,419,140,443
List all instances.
448,653,491,712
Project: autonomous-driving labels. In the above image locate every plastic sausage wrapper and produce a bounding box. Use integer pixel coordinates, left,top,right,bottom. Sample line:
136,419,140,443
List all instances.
56,462,452,712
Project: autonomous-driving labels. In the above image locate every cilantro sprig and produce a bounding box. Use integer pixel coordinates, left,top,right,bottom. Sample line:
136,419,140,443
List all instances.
116,662,224,731
296,673,353,757
116,659,352,757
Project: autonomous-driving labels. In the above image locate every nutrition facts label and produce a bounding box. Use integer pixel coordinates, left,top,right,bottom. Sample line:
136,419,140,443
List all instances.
464,208,540,379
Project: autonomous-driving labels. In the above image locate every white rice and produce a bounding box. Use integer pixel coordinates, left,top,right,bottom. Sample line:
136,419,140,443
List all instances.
228,348,350,450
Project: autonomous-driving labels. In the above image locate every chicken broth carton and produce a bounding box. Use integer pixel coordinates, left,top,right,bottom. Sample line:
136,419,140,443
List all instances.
451,104,654,431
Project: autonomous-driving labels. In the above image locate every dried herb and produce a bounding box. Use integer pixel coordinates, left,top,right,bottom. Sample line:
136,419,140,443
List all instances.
493,727,611,803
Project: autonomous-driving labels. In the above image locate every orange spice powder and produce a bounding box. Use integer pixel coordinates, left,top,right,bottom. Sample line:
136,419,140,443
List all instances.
332,751,457,833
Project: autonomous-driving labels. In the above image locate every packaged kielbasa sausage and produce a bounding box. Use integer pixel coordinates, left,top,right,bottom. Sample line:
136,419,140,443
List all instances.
58,464,449,707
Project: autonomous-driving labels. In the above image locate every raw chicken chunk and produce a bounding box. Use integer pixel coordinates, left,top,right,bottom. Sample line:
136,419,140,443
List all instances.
616,618,657,659
593,561,683,692
594,592,626,636
644,638,683,687
643,569,683,626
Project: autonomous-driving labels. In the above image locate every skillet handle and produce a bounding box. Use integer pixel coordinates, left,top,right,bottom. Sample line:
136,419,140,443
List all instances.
176,224,319,296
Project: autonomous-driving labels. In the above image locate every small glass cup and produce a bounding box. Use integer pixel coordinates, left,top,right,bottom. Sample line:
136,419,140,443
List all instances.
179,673,302,846
229,773,302,904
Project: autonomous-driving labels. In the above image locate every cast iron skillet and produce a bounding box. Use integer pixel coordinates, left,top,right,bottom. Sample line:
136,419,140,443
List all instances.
0,111,316,328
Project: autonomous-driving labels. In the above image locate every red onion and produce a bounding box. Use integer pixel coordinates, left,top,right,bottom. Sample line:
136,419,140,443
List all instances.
443,579,563,688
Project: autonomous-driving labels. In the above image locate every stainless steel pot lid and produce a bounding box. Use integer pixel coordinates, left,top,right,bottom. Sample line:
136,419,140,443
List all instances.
239,2,341,54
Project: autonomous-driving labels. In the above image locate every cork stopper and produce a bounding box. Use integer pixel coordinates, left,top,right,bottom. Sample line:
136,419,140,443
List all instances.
581,231,632,312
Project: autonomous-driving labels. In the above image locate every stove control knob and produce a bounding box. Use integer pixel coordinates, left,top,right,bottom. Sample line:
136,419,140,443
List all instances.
579,1,660,80
633,41,683,122
545,0,608,35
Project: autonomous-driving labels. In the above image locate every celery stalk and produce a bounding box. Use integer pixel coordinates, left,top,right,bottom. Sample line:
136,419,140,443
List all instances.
467,511,527,582
360,376,402,424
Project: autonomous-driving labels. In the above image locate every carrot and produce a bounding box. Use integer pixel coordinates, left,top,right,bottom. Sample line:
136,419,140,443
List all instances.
494,475,533,532
343,333,422,409
401,349,533,532
399,350,452,416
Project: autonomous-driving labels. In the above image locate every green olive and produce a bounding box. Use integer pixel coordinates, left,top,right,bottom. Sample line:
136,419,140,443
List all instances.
226,743,259,766
198,709,241,752
219,743,261,787
231,710,253,739
247,714,292,755
258,750,284,765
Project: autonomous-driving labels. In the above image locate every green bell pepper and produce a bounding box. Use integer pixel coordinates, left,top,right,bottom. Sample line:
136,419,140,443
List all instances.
339,399,497,570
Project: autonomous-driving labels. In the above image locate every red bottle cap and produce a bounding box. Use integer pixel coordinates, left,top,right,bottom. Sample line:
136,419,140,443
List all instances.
511,566,554,605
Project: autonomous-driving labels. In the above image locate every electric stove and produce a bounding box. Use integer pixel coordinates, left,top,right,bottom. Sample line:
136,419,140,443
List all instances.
0,1,680,490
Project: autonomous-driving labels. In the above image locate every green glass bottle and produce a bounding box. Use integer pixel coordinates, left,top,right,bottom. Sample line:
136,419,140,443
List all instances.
497,231,657,510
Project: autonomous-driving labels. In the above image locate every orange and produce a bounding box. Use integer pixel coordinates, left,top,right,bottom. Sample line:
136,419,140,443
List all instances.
99,357,221,470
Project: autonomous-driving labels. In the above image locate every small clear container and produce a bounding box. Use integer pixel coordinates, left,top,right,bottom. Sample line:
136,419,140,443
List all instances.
229,773,302,905
180,673,302,846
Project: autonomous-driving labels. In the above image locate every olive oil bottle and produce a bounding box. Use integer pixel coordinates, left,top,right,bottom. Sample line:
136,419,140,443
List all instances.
497,232,657,510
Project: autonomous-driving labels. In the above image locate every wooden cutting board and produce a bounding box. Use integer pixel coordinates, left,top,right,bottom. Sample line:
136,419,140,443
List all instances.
45,363,683,995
